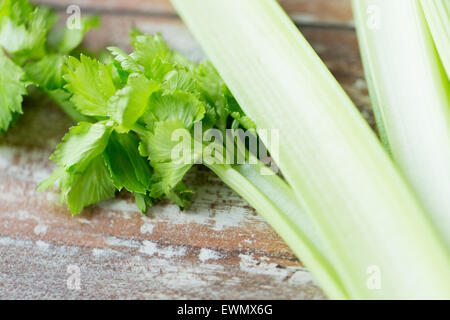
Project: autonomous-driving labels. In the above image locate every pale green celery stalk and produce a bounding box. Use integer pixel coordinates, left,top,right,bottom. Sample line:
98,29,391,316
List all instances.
172,0,450,299
353,0,450,249
420,0,450,77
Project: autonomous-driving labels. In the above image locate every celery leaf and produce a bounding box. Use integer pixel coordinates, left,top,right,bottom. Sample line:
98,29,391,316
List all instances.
0,2,55,61
146,91,205,129
50,121,113,173
64,55,117,117
25,54,65,90
103,131,153,194
108,74,160,132
64,155,116,215
0,50,28,132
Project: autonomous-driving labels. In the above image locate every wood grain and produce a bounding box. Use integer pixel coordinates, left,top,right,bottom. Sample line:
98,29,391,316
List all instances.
0,1,370,299
34,0,354,25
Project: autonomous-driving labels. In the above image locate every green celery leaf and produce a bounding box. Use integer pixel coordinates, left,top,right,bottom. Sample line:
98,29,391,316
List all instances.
107,46,141,73
0,3,54,61
134,192,147,213
224,86,256,130
108,74,160,132
65,155,116,215
0,50,28,132
106,60,130,89
134,192,163,214
0,0,29,20
143,120,191,163
163,69,197,93
24,54,65,90
147,57,175,82
166,182,193,209
37,166,65,192
129,30,196,76
151,161,193,195
38,156,116,215
200,101,218,130
50,120,113,173
195,61,224,101
139,118,198,206
103,131,153,193
146,91,205,129
130,33,172,72
64,55,117,117
195,61,228,130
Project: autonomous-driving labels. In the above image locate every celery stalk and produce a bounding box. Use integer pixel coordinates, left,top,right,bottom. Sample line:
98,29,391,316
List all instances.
353,0,450,249
421,0,450,77
172,0,450,299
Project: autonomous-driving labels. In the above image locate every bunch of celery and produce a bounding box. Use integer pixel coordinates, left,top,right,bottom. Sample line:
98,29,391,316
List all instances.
38,32,328,289
0,0,98,132
170,0,450,299
0,0,448,300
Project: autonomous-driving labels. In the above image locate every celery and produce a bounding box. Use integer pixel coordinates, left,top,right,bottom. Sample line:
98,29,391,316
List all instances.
421,0,450,77
171,0,450,299
353,0,450,249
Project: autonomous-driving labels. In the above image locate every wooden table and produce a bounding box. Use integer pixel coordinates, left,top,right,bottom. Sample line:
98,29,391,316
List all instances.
0,0,371,299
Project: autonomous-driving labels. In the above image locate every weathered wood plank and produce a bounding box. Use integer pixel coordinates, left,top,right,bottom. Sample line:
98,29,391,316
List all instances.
0,235,323,300
281,0,353,25
33,0,354,25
